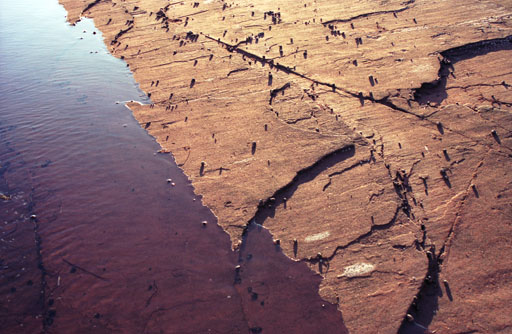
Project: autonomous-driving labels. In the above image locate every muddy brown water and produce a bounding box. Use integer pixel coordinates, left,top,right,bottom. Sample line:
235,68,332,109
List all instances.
0,0,346,333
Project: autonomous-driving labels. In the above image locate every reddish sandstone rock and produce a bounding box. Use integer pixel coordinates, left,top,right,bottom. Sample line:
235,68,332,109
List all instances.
50,0,512,332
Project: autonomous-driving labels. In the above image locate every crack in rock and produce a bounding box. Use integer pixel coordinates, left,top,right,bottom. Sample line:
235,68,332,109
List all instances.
248,144,356,229
269,82,291,104
302,205,402,264
81,0,103,16
322,3,414,26
437,156,486,263
397,245,441,333
414,35,512,105
204,33,434,122
111,25,134,45
323,151,375,191
398,154,487,332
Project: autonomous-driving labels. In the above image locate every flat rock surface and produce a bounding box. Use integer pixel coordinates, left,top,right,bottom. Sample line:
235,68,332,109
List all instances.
29,0,512,332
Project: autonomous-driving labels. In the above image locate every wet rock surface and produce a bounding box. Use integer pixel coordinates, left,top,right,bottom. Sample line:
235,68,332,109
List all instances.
7,0,512,332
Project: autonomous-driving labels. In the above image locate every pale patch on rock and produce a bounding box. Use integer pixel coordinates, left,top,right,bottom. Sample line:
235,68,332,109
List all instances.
304,231,330,242
338,262,375,278
232,157,255,165
412,63,434,74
